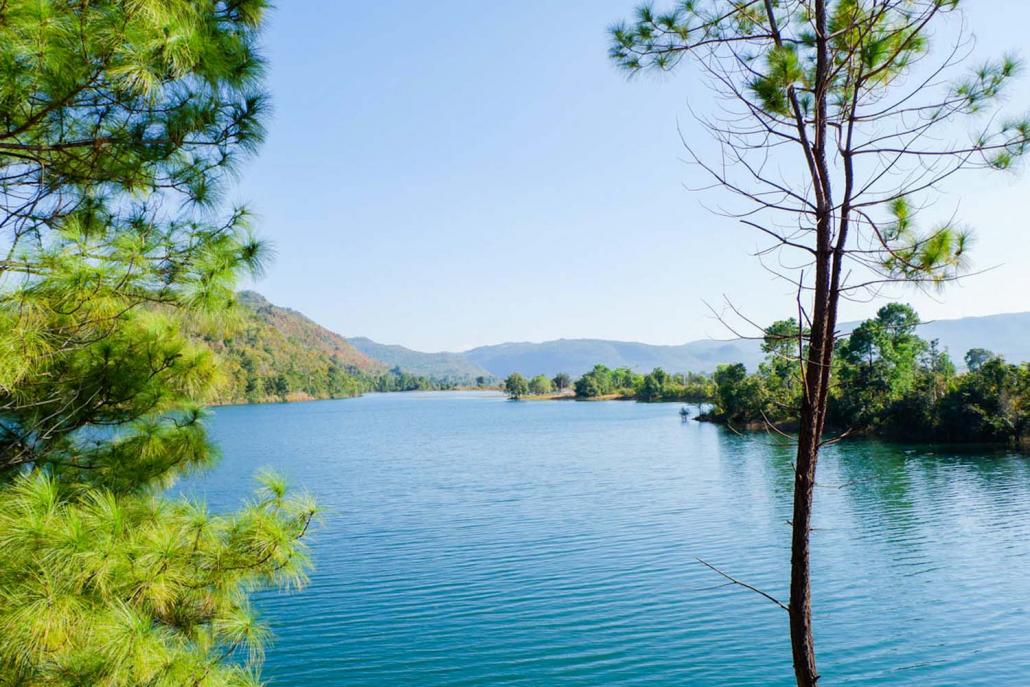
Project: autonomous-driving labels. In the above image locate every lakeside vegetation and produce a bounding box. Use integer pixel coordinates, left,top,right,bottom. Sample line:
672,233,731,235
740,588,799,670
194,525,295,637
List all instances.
703,304,1029,446
573,366,713,402
502,304,1028,447
504,367,713,402
503,365,713,402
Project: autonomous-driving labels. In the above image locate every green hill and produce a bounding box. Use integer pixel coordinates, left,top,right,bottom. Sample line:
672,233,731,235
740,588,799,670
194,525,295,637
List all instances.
194,291,385,404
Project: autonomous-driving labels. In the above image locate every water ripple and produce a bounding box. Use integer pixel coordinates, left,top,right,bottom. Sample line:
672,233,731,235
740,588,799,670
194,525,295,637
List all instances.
174,392,1030,686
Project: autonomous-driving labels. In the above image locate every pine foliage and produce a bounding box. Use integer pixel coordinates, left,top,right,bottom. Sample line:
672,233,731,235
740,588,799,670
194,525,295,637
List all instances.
0,471,316,686
0,2,319,683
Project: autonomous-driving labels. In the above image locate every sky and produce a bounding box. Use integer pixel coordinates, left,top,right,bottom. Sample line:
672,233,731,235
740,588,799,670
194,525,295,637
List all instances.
234,1,1030,352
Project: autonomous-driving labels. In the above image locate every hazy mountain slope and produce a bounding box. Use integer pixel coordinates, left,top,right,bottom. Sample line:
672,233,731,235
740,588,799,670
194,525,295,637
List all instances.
347,337,492,381
460,312,1030,378
464,338,764,378
915,312,1030,365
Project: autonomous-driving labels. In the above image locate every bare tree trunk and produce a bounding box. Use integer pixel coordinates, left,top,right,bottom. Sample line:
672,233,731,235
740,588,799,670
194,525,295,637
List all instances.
787,1,835,683
789,434,819,687
609,1,1012,684
790,244,833,687
791,233,844,687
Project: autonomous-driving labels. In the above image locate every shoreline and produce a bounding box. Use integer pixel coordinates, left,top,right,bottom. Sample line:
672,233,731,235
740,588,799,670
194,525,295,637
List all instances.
207,391,1025,450
695,415,1028,451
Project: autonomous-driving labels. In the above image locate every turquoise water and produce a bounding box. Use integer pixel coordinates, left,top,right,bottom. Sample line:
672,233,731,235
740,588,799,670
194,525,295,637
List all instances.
184,392,1030,685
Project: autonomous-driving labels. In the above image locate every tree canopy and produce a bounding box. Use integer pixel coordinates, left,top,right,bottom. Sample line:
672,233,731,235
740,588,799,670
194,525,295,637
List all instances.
0,2,317,684
504,373,530,400
703,304,1029,444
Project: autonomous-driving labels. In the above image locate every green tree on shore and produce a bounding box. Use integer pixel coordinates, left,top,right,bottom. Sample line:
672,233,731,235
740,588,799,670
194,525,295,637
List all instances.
965,348,996,372
504,373,530,400
711,363,767,424
834,304,926,427
529,374,554,396
0,1,316,684
759,319,804,420
705,305,1027,444
637,367,668,401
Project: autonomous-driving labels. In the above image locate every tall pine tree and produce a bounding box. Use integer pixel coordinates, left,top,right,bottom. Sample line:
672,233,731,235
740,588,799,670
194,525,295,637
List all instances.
610,1,1030,683
0,2,316,684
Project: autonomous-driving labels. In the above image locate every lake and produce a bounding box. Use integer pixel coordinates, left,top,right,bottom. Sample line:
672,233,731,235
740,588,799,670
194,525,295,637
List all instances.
182,391,1030,686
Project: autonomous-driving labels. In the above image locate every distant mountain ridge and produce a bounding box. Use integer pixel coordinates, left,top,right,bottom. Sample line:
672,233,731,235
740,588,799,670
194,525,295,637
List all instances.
346,337,492,381
351,311,1030,379
457,312,1030,378
224,293,1030,386
915,312,1030,367
463,337,763,378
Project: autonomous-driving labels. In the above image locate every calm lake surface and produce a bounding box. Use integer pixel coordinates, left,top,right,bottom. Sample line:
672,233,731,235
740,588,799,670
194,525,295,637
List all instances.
183,391,1030,686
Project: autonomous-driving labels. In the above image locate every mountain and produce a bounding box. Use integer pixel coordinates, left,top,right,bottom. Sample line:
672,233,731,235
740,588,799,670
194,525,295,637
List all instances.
347,337,492,382
195,293,1030,403
458,311,1030,379
195,291,384,403
916,312,1030,366
464,338,764,379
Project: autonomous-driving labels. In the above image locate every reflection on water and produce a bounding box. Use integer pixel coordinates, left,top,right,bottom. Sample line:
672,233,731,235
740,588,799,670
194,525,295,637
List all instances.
179,392,1030,686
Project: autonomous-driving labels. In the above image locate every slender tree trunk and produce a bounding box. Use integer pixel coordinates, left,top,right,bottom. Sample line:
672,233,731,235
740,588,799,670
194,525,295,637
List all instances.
789,434,819,686
787,2,835,684
790,245,832,687
790,236,844,687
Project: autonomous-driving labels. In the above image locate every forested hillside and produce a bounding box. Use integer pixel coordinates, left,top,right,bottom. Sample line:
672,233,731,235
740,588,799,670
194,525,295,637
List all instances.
191,291,383,403
190,292,453,403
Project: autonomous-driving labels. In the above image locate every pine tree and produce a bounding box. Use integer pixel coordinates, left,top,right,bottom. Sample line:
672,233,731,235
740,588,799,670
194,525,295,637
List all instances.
610,2,1030,683
0,2,316,684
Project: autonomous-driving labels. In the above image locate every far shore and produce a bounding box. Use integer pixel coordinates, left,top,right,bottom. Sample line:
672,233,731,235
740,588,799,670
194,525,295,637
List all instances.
211,387,711,409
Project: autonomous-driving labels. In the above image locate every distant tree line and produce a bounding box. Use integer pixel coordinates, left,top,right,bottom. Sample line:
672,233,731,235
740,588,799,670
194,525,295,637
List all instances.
503,367,714,402
499,303,1028,445
573,365,713,402
703,304,1029,445
236,359,459,404
368,367,458,395
504,372,566,400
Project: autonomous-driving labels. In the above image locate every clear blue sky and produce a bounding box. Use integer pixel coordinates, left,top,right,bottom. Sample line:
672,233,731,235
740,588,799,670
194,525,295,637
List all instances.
235,1,1030,352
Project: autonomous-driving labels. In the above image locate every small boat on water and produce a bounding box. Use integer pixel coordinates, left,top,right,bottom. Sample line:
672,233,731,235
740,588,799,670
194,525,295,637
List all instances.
679,406,691,420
